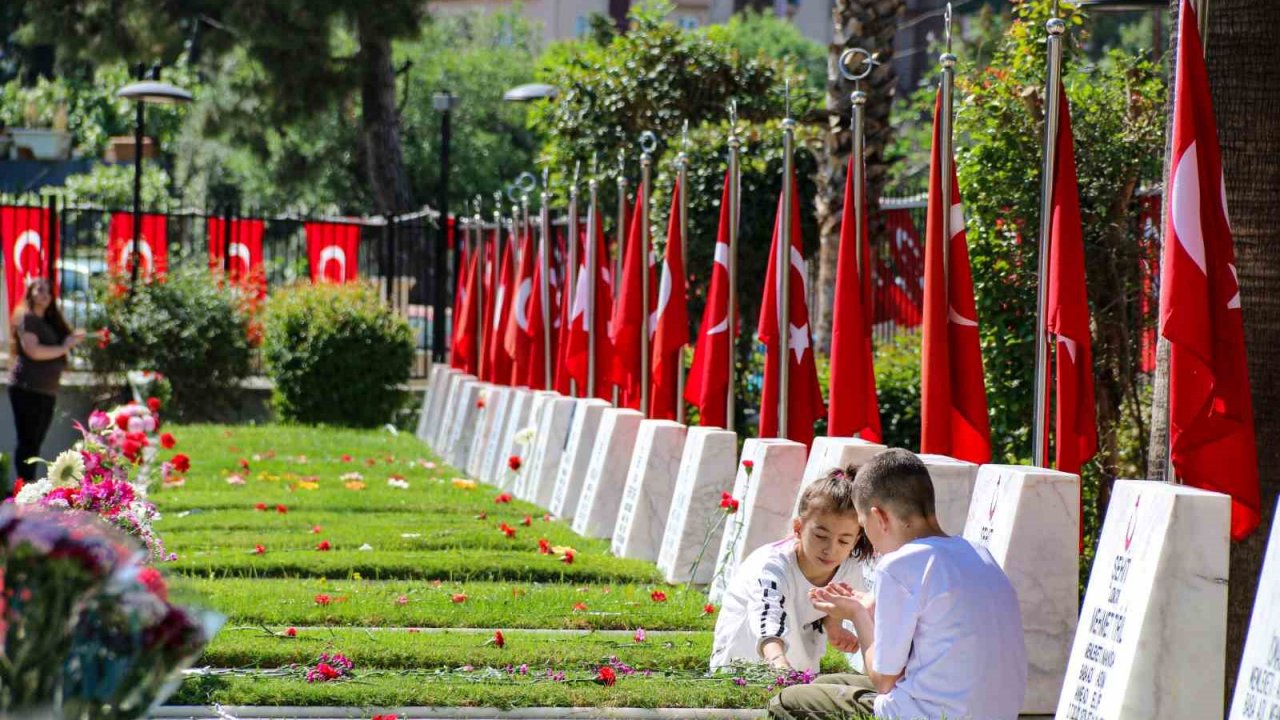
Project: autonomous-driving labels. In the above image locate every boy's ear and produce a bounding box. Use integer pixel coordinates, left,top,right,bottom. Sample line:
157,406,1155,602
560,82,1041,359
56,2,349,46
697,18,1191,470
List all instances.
871,505,892,531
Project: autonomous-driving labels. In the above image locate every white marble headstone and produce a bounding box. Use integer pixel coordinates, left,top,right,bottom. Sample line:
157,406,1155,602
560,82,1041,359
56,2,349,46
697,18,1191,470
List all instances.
1229,496,1280,720
446,381,485,469
792,437,887,517
468,386,510,478
709,438,807,604
572,408,644,539
548,398,612,521
1058,480,1230,720
964,464,1080,714
485,388,532,486
657,426,739,585
434,372,475,453
917,453,979,536
525,396,577,509
512,391,557,497
612,420,688,562
416,364,452,442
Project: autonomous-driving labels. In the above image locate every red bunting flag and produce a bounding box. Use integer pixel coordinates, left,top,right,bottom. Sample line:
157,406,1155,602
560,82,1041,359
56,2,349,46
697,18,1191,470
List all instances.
566,207,615,400
609,190,655,411
1044,83,1097,476
920,90,992,464
108,212,169,282
828,154,882,442
650,178,690,421
1,206,54,315
486,232,515,385
685,171,736,428
757,172,825,448
506,228,536,386
305,222,359,284
207,217,265,295
1160,0,1260,541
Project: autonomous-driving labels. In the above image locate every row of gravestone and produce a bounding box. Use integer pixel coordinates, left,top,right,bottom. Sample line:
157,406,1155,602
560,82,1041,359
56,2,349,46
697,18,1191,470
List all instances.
416,364,1278,720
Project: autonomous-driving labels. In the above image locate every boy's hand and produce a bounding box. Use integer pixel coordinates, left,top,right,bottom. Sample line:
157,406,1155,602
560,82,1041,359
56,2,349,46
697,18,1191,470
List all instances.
809,586,861,620
823,616,861,653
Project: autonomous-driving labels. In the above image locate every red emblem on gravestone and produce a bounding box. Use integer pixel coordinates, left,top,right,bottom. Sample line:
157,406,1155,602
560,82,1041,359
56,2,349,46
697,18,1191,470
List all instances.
1124,495,1141,552
987,476,1003,522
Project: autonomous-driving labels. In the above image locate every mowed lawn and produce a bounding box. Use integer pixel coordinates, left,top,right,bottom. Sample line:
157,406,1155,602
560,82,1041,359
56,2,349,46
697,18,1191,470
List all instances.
156,424,846,710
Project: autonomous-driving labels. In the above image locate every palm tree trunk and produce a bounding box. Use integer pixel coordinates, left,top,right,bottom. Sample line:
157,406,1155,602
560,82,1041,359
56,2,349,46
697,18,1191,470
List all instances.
358,16,415,216
814,0,903,352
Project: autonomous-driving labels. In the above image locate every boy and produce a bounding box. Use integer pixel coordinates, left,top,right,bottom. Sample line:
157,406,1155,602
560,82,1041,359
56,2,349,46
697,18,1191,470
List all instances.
710,468,874,674
770,449,1026,720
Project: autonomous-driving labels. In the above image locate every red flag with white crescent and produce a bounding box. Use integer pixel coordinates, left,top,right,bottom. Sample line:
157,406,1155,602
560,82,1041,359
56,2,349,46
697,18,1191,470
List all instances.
208,218,265,296
685,171,736,428
506,228,536,385
449,227,468,369
486,233,515,384
609,190,655,410
305,222,359,284
1,206,53,316
520,230,553,391
828,154,882,442
920,90,992,464
650,178,689,421
452,243,482,374
566,207,615,400
757,171,825,448
108,213,168,283
1161,0,1260,541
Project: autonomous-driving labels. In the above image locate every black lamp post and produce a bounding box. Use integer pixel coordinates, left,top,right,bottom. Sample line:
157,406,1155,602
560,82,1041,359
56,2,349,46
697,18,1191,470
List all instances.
116,67,192,299
432,90,460,363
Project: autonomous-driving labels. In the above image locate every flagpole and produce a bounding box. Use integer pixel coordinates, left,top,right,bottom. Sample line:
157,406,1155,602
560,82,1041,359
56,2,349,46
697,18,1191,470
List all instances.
587,169,600,398
779,81,795,439
640,131,657,418
726,103,740,434
536,171,554,391
469,208,483,371
676,122,690,423
839,48,874,326
567,164,580,397
1033,11,1065,469
939,5,956,319
614,150,627,408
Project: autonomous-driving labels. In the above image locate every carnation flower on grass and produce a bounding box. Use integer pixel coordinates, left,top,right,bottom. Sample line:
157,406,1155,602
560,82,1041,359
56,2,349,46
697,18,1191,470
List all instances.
650,590,668,603
314,594,332,606
633,627,647,643
316,540,332,551
254,544,266,555
493,630,505,648
595,665,616,686
703,603,717,615
493,492,513,504
572,602,588,612
284,627,298,637
305,652,354,683
451,593,467,604
506,455,523,472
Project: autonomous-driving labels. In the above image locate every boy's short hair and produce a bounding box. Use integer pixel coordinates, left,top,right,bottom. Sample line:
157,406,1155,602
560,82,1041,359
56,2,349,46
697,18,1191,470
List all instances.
852,448,936,520
798,465,874,561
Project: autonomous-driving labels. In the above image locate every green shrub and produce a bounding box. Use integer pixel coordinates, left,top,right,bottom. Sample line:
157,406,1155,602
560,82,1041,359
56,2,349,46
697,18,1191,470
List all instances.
872,332,922,451
89,270,253,420
262,283,413,427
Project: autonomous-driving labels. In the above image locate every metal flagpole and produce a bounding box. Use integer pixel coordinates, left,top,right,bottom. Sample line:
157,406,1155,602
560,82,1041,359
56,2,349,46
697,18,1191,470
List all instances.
587,163,600,398
779,81,795,439
536,171,554,391
839,48,875,318
639,131,657,418
567,164,581,397
614,150,627,408
1033,7,1066,469
469,208,483,369
939,5,956,353
726,103,741,434
676,122,690,422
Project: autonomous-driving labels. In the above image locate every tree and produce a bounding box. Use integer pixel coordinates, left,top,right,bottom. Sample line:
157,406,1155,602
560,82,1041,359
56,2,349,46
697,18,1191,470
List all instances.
813,0,903,350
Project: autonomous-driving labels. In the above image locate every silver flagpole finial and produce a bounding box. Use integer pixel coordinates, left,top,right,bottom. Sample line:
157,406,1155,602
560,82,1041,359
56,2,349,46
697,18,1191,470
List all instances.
573,161,581,187
838,47,876,90
729,99,738,129
682,120,690,151
639,130,658,156
784,77,792,120
945,3,954,54
591,152,599,177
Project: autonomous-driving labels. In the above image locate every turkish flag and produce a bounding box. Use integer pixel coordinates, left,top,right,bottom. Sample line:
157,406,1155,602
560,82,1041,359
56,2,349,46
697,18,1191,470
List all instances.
650,178,690,421
566,205,616,400
520,230,554,390
554,223,579,395
486,233,516,385
878,209,924,326
207,218,265,295
920,90,992,464
1161,0,1260,541
505,228,536,386
1045,84,1098,476
757,171,825,448
685,171,736,428
609,190,656,410
1,206,53,316
305,222,359,284
452,243,482,374
108,213,169,281
828,155,882,442
449,234,468,369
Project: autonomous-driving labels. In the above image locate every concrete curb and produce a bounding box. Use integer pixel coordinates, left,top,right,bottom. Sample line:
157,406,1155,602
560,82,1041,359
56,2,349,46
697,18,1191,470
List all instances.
154,707,767,719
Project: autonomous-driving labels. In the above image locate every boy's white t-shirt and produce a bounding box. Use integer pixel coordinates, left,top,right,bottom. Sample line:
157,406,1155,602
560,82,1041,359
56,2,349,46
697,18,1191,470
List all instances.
871,535,1026,720
710,536,861,673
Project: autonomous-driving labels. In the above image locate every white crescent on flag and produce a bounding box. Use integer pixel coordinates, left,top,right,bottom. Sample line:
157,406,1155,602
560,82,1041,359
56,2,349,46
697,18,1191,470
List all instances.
492,283,507,330
706,241,730,336
121,238,154,274
318,245,347,281
514,278,533,330
228,242,252,273
1171,142,1208,276
947,202,979,328
13,230,42,275
649,262,673,335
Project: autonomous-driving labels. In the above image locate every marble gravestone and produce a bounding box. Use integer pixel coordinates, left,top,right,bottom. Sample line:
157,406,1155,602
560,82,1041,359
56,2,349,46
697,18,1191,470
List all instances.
656,427,738,585
612,420,688,562
709,439,807,604
433,372,474,452
917,453,979,536
467,386,509,479
791,437,887,517
1057,480,1230,720
572,408,644,539
511,391,557,496
485,388,532,486
1229,496,1280,720
524,396,577,509
548,398,612,521
964,464,1080,715
417,364,453,442
446,381,485,469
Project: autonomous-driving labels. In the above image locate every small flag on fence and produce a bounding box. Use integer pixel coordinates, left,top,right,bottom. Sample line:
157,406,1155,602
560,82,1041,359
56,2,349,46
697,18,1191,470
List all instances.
304,221,358,284
1,206,54,316
108,212,169,283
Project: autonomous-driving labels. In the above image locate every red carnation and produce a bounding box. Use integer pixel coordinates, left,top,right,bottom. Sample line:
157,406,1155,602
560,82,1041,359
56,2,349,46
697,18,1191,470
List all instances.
720,492,740,514
507,455,522,472
12,479,24,496
562,549,575,565
315,594,332,606
596,665,617,686
703,603,716,615
650,590,668,603
573,602,588,612
451,593,467,604
137,566,168,601
499,523,517,539
742,459,754,471
147,396,161,413
538,538,551,555
316,540,331,551
238,458,250,471
160,432,176,449
494,630,505,648
255,503,268,511
476,398,486,409
254,544,266,555
276,504,288,514
341,454,353,463
284,627,297,637
311,525,322,534
494,493,513,504
172,453,191,473
475,511,488,520
115,413,130,430
521,515,532,527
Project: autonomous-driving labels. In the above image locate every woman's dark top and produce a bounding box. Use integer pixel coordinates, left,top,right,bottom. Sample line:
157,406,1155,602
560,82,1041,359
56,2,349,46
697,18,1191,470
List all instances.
9,311,68,396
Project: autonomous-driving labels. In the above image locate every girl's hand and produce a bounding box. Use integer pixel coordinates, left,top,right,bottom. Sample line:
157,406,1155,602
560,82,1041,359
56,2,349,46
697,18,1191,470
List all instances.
809,586,862,619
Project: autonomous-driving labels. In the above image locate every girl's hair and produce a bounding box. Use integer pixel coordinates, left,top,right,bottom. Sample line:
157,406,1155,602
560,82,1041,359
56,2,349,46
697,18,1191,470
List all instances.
797,463,875,562
10,277,72,349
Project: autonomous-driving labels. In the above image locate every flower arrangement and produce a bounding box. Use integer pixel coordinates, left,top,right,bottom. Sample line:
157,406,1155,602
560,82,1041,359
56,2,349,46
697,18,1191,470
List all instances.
12,401,184,562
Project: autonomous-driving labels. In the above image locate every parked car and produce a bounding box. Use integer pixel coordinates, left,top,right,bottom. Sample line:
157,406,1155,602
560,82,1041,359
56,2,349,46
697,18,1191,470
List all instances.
57,257,106,330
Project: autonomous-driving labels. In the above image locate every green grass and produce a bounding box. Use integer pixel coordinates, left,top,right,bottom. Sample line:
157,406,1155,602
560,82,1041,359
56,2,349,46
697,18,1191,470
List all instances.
153,423,787,710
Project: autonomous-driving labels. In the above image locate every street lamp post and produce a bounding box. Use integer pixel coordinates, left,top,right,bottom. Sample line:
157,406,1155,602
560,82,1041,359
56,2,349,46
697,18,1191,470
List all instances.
433,90,460,363
116,66,192,301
